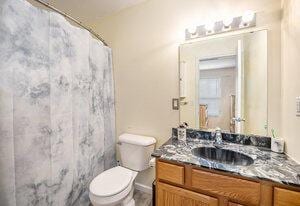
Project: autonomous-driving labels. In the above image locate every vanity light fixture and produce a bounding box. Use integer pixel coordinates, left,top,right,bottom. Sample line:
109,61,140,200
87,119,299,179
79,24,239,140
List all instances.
185,11,256,40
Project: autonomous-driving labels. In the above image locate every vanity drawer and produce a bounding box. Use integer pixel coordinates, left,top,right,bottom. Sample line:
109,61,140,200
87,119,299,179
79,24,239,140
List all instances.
157,161,184,185
191,169,260,205
274,187,300,206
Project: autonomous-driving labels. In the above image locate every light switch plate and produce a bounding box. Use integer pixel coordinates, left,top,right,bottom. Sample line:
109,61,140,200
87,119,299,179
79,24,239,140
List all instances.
296,97,300,116
172,98,179,110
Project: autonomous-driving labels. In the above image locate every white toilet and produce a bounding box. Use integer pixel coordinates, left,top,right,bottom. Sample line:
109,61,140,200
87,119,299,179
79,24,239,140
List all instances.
89,133,156,206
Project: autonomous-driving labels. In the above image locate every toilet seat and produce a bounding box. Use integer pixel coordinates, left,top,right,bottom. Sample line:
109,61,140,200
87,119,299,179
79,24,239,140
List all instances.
90,166,133,197
89,166,138,206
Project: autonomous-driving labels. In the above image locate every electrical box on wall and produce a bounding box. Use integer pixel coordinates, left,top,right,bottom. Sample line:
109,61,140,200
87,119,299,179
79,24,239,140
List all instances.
296,97,300,117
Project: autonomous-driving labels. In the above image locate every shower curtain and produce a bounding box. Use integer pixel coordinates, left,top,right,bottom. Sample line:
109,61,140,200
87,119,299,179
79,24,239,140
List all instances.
0,0,116,205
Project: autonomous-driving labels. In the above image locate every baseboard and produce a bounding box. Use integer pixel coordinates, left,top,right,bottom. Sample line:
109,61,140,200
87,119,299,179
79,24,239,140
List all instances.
134,182,153,195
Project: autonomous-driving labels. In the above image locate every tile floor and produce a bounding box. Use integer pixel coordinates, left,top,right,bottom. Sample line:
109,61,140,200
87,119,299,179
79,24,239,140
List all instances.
134,190,152,206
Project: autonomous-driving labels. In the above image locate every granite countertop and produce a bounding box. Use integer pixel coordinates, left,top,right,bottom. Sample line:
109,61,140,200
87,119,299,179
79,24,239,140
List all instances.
152,137,300,187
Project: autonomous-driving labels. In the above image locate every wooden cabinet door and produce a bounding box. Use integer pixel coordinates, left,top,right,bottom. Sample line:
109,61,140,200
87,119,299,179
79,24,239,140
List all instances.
274,187,300,206
157,182,218,206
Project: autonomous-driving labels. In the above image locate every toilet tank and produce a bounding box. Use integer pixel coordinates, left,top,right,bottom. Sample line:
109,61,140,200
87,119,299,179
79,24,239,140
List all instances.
118,133,156,171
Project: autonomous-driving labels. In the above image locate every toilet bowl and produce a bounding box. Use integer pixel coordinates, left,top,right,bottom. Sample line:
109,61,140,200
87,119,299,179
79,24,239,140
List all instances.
89,133,156,206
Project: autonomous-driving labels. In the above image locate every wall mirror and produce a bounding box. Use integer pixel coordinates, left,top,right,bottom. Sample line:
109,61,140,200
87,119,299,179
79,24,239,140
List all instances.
179,30,268,136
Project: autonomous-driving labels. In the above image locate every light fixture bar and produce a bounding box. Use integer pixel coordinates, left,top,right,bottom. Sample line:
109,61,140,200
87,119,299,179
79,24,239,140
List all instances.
185,12,256,40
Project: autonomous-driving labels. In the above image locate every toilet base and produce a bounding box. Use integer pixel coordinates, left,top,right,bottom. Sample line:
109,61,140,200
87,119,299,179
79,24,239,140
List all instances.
122,199,135,206
121,188,135,206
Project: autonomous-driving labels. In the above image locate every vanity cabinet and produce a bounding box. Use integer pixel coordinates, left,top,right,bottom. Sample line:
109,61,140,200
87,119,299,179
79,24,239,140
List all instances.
156,159,300,206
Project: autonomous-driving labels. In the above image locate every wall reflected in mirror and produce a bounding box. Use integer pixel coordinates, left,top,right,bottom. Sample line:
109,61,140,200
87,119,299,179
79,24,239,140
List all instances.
179,30,268,136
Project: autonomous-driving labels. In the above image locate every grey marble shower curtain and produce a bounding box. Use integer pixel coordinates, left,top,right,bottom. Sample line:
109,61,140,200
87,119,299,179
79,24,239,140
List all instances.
0,0,116,205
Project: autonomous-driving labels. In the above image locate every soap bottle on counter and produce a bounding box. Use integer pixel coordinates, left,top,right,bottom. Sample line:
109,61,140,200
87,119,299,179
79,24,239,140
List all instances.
177,122,188,141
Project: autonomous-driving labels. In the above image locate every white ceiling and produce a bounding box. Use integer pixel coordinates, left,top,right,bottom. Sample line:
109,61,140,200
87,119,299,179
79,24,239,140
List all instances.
49,0,147,23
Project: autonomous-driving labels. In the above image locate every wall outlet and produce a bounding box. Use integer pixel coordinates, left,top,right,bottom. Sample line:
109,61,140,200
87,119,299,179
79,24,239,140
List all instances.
296,97,300,117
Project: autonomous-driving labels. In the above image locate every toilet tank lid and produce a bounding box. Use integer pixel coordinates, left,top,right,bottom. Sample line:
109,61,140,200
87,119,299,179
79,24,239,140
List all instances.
119,133,156,146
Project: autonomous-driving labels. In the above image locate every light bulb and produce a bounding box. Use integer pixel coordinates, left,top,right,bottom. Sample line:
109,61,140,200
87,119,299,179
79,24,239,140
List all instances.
205,22,215,32
187,26,197,34
223,17,233,27
242,10,255,24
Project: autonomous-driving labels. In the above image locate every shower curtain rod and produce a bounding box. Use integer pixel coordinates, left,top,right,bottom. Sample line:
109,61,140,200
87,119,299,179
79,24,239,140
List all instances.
31,0,108,46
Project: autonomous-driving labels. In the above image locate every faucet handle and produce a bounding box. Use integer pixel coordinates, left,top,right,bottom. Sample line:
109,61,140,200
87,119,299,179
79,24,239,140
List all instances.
232,117,246,122
215,127,221,132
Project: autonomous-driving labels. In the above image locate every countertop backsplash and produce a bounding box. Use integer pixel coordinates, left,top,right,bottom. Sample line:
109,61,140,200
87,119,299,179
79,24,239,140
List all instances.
172,128,272,149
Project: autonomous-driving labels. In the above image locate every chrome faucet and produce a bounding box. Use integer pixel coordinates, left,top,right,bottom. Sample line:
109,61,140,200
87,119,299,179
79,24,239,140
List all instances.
214,127,223,146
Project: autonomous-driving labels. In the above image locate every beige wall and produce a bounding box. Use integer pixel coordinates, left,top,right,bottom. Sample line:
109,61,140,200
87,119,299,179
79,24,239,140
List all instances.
281,0,300,162
92,0,282,187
